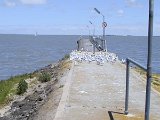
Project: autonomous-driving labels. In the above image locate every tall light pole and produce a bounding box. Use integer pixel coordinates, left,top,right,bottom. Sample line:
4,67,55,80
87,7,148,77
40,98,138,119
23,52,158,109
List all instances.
89,21,95,36
94,8,107,51
145,0,154,120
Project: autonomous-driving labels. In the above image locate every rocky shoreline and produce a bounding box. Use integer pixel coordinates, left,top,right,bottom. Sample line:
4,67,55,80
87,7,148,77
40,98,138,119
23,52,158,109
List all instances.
0,58,71,120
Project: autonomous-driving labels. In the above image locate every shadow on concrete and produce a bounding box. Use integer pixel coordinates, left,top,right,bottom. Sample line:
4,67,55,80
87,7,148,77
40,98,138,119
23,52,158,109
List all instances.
108,111,124,120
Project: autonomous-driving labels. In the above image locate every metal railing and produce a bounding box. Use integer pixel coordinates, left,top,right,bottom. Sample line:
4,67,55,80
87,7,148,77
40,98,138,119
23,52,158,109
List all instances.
125,1,154,120
89,36,104,51
124,58,148,115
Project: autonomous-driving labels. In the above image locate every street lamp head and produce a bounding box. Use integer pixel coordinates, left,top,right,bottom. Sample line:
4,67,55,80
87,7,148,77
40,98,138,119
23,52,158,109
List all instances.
89,21,93,25
94,8,100,14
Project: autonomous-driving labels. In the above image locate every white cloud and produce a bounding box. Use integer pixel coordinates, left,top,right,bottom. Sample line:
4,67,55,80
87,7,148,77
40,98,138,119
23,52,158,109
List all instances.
20,0,47,5
117,9,124,17
108,24,148,35
126,0,136,6
125,0,141,7
0,24,88,35
3,0,47,7
156,23,160,28
155,23,160,33
4,0,16,7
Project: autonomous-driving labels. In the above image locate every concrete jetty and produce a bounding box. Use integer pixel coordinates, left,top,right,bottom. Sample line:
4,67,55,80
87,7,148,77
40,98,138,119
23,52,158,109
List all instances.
54,38,160,120
54,61,160,120
77,36,104,52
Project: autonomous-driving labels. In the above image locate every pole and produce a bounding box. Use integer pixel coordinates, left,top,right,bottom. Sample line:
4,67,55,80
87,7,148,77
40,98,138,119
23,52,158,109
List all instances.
94,8,106,51
145,0,154,120
125,59,130,115
103,15,106,51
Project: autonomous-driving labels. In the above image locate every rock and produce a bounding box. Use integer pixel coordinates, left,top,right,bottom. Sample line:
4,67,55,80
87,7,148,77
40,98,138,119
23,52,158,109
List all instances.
0,76,55,120
0,59,68,120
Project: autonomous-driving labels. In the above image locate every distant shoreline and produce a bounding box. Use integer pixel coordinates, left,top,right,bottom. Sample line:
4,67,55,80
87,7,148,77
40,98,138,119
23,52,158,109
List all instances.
0,34,160,37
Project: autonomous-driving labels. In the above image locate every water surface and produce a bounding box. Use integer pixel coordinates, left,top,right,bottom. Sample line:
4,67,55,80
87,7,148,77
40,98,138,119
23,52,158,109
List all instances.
0,34,159,80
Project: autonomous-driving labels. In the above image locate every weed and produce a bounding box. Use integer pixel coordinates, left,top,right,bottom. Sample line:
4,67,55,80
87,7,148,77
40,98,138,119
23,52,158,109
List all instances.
17,79,28,95
38,72,51,83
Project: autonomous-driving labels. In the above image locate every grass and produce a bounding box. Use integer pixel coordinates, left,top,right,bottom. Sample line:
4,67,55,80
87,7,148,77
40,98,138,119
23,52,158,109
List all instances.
152,74,160,92
0,54,71,107
0,73,33,107
17,79,28,95
38,72,51,83
61,54,70,60
135,67,160,93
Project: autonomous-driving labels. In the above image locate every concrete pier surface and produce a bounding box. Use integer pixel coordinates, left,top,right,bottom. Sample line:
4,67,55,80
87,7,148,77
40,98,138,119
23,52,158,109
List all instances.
54,60,160,120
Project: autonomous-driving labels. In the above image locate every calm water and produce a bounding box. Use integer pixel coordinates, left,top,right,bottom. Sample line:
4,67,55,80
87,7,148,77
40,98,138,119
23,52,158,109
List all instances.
0,34,159,80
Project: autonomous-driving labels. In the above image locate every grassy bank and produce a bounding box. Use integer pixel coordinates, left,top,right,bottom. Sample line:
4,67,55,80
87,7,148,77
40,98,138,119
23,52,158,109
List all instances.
0,54,71,108
152,74,160,92
0,73,33,107
135,68,160,93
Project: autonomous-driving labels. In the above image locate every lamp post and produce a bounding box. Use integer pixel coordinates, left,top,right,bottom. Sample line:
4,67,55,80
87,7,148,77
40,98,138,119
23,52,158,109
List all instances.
94,8,106,51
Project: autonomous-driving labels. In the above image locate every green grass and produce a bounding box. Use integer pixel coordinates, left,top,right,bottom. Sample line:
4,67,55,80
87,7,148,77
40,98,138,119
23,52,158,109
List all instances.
17,79,28,95
134,67,160,92
38,72,51,83
152,74,160,92
0,74,31,106
61,54,70,60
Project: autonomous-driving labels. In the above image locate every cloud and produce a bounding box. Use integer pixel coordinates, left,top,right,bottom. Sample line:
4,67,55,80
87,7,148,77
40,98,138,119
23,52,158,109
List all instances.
108,24,148,35
126,0,136,6
4,0,16,7
156,23,160,28
155,24,160,36
125,0,142,7
3,0,47,7
20,0,47,5
117,9,124,17
0,24,87,35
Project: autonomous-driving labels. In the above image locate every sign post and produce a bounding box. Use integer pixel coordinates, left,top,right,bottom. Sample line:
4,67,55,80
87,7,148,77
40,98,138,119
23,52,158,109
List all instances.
102,21,107,51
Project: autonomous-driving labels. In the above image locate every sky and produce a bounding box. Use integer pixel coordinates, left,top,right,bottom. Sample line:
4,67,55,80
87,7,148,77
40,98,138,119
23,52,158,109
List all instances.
0,0,160,35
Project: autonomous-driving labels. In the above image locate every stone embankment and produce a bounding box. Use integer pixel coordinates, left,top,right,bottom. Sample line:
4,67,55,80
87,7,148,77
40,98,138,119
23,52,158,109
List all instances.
0,58,71,120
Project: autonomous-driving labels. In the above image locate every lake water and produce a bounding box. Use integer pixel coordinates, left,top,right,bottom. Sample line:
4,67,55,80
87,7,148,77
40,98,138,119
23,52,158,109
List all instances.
0,34,159,80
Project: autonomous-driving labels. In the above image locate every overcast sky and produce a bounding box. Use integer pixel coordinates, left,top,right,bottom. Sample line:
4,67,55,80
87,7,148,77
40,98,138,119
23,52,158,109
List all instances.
0,0,160,35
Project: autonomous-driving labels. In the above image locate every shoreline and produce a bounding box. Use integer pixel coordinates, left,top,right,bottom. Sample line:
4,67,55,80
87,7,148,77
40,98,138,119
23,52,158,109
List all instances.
0,63,58,82
0,55,72,119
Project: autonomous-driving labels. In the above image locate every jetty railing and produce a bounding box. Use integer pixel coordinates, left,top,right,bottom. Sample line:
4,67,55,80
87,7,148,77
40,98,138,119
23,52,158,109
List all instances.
125,1,154,120
89,36,104,51
124,58,147,115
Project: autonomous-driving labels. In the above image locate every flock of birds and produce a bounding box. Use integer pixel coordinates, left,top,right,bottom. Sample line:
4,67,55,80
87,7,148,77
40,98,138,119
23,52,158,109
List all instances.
70,50,119,65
